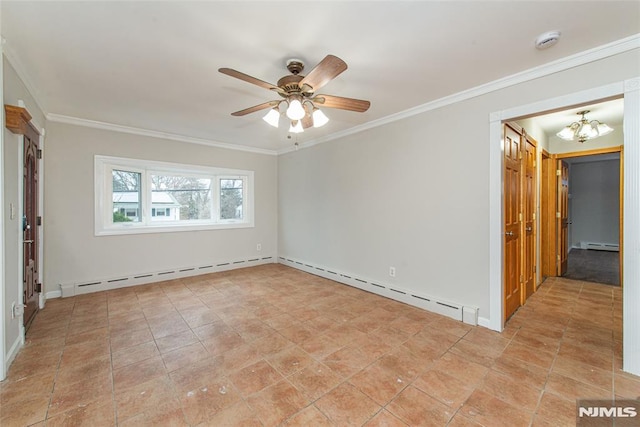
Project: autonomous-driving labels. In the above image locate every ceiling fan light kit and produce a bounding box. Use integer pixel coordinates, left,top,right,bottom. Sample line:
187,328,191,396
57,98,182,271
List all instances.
312,107,329,128
262,107,280,128
285,95,306,120
289,120,304,133
219,54,370,134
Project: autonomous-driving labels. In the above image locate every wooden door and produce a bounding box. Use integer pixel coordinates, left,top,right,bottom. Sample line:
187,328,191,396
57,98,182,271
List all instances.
23,124,40,330
558,160,569,276
504,124,522,320
523,133,537,299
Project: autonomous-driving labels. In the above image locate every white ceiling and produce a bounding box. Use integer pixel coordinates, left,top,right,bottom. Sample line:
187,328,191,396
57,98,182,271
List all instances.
2,1,638,152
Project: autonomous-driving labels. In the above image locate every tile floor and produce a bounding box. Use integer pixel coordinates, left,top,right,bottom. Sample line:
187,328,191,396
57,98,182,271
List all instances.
0,264,638,426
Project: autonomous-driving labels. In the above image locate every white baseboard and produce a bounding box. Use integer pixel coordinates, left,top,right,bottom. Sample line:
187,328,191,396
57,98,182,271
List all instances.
45,290,62,299
4,334,23,374
49,255,276,298
478,317,491,329
278,255,478,325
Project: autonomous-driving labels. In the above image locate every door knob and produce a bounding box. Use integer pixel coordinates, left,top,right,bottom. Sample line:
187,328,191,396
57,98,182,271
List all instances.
526,226,532,231
23,240,34,244
505,231,514,236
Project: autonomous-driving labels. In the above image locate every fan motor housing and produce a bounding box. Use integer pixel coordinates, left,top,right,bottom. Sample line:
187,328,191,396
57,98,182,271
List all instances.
277,74,304,96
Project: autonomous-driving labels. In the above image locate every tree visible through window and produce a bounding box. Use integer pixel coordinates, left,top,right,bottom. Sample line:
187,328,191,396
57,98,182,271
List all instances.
151,175,212,221
220,179,243,220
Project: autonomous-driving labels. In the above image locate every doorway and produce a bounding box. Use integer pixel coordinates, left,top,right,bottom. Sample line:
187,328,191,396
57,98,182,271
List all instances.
559,152,621,286
509,112,623,299
503,101,623,305
488,77,640,376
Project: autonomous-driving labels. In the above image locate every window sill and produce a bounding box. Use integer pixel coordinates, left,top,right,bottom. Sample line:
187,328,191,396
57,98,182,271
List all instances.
95,221,254,236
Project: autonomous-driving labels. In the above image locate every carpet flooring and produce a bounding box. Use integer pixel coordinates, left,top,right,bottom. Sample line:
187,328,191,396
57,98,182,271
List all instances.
563,248,620,286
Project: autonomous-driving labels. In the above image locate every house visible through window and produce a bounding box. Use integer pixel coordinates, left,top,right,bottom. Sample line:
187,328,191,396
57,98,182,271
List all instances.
151,174,212,222
113,170,142,223
95,156,254,235
152,208,171,217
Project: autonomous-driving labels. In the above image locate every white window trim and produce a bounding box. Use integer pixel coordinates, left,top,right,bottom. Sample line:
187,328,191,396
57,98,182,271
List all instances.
94,155,254,236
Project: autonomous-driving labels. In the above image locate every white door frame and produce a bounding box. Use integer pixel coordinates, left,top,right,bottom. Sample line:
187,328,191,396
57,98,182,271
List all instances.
489,77,640,376
0,40,5,381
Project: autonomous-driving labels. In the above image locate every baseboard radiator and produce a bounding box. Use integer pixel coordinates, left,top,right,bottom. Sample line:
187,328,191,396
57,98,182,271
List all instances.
580,242,620,252
278,256,479,326
54,256,276,298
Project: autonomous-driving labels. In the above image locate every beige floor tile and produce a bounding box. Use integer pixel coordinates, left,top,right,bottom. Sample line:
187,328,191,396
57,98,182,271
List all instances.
457,389,532,427
228,359,284,397
363,409,409,426
413,368,474,409
386,386,455,427
350,361,411,406
283,405,333,426
315,382,381,426
246,379,310,426
287,361,342,401
3,265,637,427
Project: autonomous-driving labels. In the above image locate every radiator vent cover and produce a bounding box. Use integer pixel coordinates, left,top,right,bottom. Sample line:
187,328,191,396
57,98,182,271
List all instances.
580,242,619,252
278,256,478,325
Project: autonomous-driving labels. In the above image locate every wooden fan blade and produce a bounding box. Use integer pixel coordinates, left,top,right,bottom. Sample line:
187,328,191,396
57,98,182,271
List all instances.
231,101,279,116
298,55,347,93
219,68,284,93
313,94,370,112
301,114,313,129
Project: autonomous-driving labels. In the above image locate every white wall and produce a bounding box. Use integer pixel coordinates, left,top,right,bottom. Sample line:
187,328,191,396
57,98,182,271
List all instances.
570,159,620,248
43,122,278,294
2,55,46,376
278,49,640,322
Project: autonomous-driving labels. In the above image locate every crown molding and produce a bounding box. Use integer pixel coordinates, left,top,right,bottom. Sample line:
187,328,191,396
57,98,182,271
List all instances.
280,33,640,155
5,38,277,156
5,31,638,157
46,114,278,156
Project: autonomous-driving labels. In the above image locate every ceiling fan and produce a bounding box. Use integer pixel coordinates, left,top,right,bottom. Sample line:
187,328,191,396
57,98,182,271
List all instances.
219,55,370,133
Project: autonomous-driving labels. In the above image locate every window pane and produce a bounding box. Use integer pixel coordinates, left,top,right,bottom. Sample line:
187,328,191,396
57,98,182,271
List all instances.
220,179,243,220
112,170,142,223
151,174,212,221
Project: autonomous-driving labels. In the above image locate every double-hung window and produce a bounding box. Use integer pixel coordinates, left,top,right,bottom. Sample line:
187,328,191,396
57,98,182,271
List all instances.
95,155,254,235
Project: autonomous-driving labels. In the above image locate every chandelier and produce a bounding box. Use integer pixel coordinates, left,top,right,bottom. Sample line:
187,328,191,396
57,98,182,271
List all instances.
556,110,613,143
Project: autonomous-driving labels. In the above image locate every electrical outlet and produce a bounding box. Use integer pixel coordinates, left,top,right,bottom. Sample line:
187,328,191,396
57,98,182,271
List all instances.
389,267,396,277
256,243,262,251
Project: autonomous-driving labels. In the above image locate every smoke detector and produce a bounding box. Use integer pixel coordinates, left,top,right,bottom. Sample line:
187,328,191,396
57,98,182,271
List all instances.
535,31,561,50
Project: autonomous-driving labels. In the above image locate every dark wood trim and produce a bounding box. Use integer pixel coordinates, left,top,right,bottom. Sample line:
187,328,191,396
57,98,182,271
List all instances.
5,105,33,135
555,145,622,159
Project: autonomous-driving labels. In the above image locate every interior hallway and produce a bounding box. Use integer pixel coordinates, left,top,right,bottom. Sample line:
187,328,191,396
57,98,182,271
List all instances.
0,265,638,426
